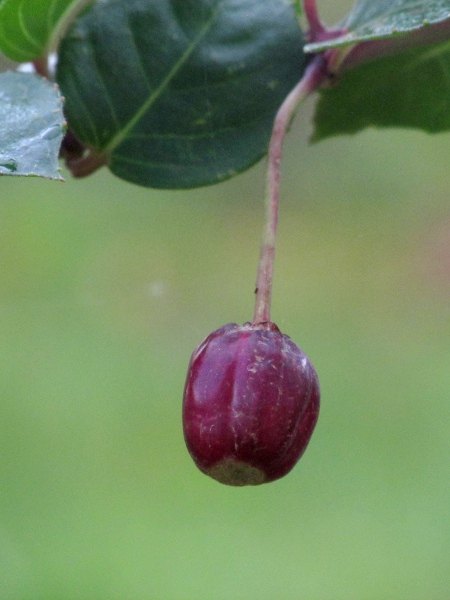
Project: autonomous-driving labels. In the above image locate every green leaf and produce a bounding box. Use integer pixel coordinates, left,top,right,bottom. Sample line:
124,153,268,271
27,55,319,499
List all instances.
304,0,450,53
0,0,91,62
0,71,65,179
293,0,302,19
56,0,306,189
312,39,450,141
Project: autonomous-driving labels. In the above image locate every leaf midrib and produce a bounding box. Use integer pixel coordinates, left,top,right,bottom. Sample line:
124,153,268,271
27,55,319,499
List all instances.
104,4,220,154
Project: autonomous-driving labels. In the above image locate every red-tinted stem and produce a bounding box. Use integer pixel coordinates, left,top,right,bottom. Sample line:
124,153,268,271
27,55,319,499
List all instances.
252,56,327,325
33,56,50,79
303,0,326,40
66,149,107,178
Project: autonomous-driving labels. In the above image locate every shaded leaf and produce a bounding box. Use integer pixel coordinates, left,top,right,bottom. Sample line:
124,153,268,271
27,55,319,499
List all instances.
312,40,450,140
0,0,91,62
56,0,306,189
305,0,450,53
0,71,65,179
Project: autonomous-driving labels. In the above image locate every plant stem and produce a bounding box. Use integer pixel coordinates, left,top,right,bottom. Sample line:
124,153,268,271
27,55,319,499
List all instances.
252,55,327,325
303,0,325,40
33,56,50,79
66,149,107,177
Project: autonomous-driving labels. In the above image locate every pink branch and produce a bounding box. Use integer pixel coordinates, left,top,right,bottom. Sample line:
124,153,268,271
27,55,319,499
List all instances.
253,56,327,324
303,0,326,41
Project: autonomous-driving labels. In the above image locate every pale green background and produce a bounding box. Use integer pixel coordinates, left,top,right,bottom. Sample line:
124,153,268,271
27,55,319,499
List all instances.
1,1,449,598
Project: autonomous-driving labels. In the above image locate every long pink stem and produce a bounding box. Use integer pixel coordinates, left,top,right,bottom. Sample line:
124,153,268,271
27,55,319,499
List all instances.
252,56,327,324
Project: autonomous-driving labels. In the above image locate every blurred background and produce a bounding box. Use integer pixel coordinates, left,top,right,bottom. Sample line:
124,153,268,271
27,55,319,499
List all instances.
1,1,450,598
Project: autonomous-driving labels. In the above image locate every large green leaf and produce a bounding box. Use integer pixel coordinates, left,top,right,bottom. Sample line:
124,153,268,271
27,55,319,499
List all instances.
312,39,450,141
56,0,306,189
0,0,91,62
305,0,450,53
0,71,65,178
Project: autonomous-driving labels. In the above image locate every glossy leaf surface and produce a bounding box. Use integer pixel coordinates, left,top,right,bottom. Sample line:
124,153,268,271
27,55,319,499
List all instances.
0,72,65,179
305,0,450,53
312,40,450,141
0,0,90,62
56,0,306,189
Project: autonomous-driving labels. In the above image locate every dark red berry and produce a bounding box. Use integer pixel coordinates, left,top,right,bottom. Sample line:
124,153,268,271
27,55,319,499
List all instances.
182,322,320,486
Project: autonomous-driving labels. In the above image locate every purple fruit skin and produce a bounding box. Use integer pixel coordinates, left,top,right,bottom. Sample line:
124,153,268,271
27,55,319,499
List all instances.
182,322,320,486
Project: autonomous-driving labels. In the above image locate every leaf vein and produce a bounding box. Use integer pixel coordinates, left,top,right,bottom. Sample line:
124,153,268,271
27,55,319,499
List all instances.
104,3,221,153
18,0,42,51
126,16,153,92
88,43,122,134
66,78,101,147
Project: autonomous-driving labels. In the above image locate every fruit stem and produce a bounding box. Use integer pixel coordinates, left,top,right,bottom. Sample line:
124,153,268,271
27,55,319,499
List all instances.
252,55,327,325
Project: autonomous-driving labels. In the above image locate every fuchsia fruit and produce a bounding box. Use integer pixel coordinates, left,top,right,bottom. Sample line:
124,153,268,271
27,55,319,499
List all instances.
183,321,319,486
182,59,324,486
